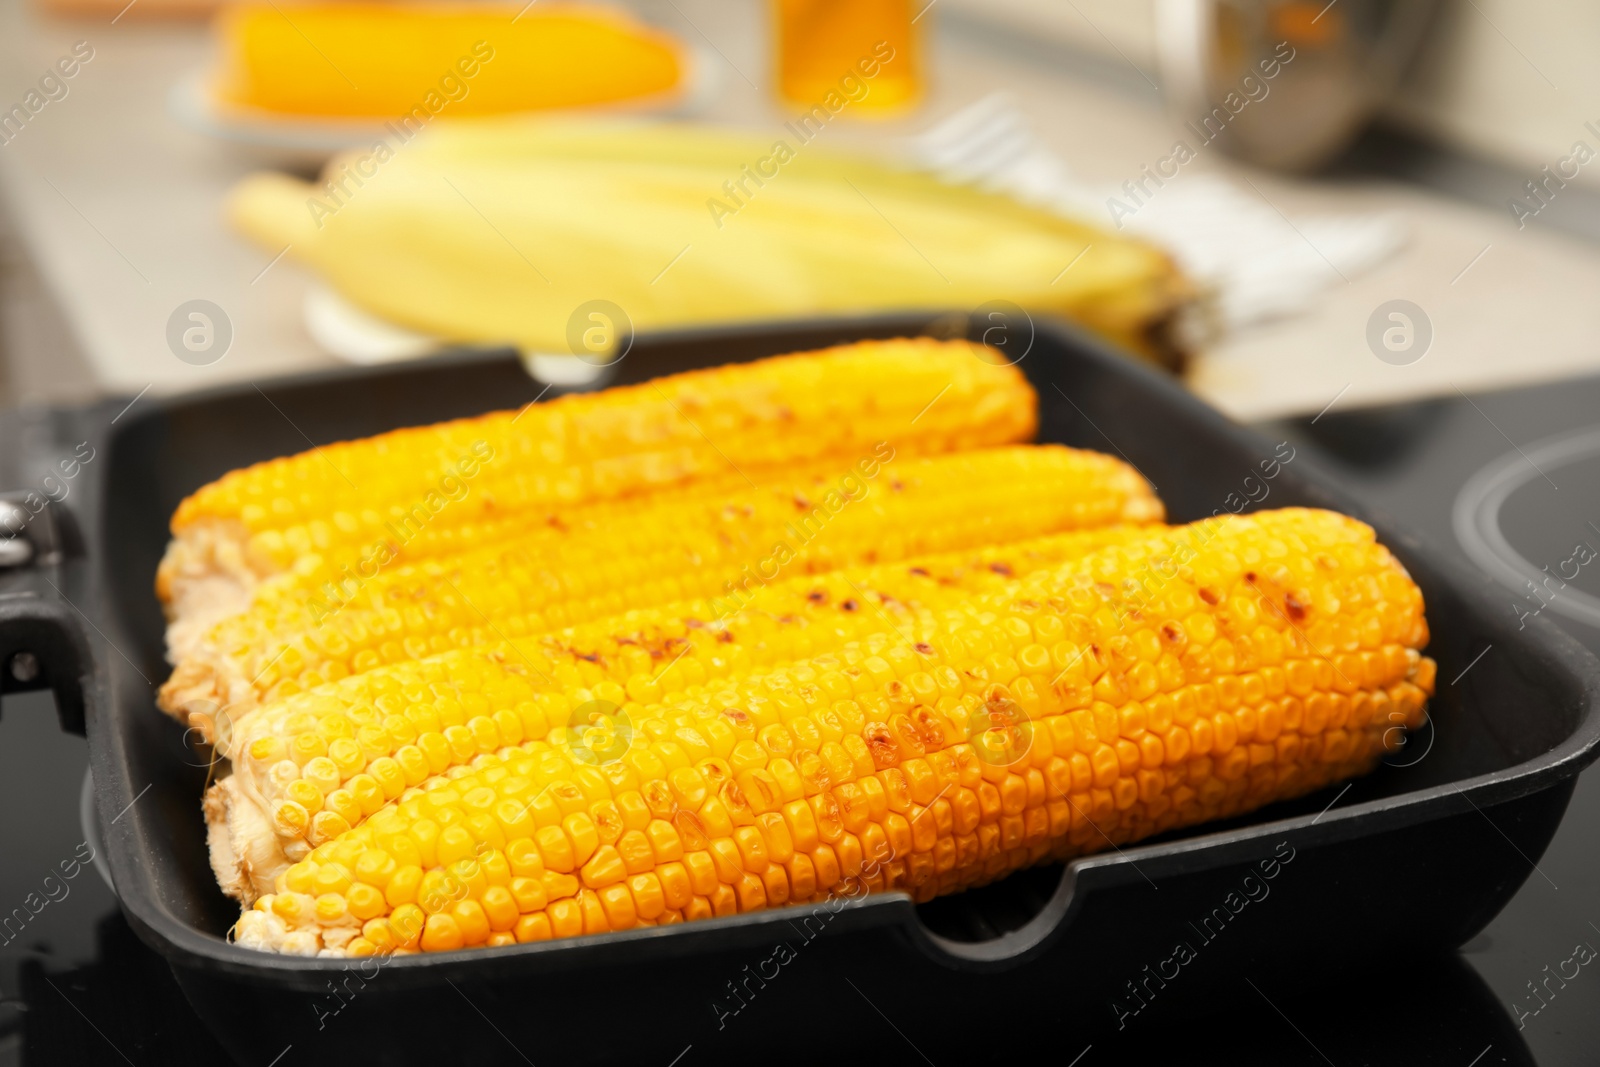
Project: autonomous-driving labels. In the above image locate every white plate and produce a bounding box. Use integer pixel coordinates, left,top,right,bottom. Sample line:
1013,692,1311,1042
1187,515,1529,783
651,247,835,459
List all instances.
303,284,438,365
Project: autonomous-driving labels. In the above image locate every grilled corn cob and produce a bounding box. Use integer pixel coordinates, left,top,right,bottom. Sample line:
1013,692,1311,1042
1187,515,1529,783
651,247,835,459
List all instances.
229,509,1435,955
201,524,1165,902
158,338,1037,642
167,464,758,668
163,445,1160,731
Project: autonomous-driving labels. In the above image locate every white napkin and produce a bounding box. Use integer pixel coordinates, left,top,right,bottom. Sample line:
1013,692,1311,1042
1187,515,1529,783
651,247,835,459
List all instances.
908,94,1408,334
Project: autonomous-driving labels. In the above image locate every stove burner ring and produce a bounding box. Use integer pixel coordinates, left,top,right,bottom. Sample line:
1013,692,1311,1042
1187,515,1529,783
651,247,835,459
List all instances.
1453,424,1600,630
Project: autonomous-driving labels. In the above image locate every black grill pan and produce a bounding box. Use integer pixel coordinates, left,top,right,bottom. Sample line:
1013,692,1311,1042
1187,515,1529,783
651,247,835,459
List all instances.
3,315,1596,1065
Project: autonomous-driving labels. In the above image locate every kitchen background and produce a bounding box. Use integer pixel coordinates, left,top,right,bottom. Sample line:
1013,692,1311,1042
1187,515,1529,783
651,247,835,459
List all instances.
2,0,1600,1063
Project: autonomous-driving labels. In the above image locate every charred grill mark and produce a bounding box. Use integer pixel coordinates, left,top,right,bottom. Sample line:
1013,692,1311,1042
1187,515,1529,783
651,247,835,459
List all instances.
646,636,688,660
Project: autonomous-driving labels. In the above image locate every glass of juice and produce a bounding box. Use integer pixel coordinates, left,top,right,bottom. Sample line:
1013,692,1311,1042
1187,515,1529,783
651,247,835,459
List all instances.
773,0,923,112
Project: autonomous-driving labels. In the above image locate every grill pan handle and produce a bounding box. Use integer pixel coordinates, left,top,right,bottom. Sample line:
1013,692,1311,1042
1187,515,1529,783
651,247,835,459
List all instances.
0,492,92,735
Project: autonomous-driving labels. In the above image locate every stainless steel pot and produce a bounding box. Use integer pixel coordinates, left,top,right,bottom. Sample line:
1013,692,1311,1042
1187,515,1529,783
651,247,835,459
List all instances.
1156,0,1440,171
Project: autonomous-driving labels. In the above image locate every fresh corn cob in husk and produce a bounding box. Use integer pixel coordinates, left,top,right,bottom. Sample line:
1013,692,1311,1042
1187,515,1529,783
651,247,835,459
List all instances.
164,445,1162,732
228,119,1193,369
229,509,1435,956
157,338,1037,642
201,524,1165,903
